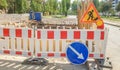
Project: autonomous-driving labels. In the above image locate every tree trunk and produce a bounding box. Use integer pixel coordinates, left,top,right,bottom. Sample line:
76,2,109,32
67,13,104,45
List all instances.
119,12,120,18
65,11,67,16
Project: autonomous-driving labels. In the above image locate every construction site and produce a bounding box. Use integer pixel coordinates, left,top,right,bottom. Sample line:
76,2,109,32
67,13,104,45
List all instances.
0,0,120,70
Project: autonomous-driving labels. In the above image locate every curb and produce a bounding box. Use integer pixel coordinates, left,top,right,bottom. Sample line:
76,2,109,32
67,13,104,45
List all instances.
104,22,120,27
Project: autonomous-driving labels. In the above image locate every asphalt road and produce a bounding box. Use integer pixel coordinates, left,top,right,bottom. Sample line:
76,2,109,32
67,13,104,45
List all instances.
0,58,87,70
105,24,120,70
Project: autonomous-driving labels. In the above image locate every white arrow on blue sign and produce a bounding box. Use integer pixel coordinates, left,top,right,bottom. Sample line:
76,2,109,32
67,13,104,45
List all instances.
66,42,89,65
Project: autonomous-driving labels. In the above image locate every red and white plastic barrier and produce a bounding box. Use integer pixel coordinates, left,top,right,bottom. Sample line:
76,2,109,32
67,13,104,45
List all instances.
0,27,108,59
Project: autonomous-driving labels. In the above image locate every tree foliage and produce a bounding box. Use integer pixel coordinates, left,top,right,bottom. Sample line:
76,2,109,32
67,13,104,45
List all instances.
30,0,58,15
1,0,70,16
0,0,8,10
31,0,43,12
15,0,29,13
99,1,112,16
116,2,120,12
47,0,58,15
71,0,77,14
7,0,15,13
62,0,71,16
116,2,120,18
93,0,99,10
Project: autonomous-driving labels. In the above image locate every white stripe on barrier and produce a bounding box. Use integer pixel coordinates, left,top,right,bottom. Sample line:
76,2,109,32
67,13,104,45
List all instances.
95,30,100,40
101,40,105,53
94,41,99,53
103,29,108,54
23,39,27,51
16,38,21,50
41,30,47,39
61,40,66,52
88,40,93,52
68,30,73,39
22,29,28,38
11,38,15,50
29,39,34,54
54,30,60,39
10,28,15,38
81,30,87,40
48,40,54,52
35,39,40,56
55,40,60,52
42,40,47,53
0,39,3,50
0,28,3,36
5,37,9,49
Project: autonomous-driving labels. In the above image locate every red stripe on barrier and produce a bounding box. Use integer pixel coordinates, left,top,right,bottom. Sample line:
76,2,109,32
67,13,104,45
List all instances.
87,31,94,39
37,31,41,39
60,31,67,39
100,54,104,58
48,53,54,57
74,31,80,39
37,53,41,57
3,28,9,37
28,52,31,56
16,51,22,55
4,50,10,54
28,30,31,38
101,31,104,40
89,54,94,57
16,29,22,37
47,31,54,39
61,53,66,57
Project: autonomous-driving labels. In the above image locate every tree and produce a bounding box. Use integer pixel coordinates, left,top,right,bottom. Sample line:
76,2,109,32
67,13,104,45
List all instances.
46,0,58,15
31,0,37,12
15,0,29,13
109,8,115,16
93,0,99,11
62,0,71,16
71,0,77,14
7,0,15,13
0,0,8,12
52,0,58,15
58,1,62,15
31,0,50,15
30,0,59,15
99,1,112,16
116,2,120,18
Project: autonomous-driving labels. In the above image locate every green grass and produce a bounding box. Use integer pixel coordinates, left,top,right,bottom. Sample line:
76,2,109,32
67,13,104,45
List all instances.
43,16,52,18
43,15,66,18
102,16,120,23
52,15,66,18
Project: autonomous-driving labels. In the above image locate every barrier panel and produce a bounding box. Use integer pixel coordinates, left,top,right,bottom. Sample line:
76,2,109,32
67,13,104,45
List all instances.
0,27,108,59
34,28,108,59
0,27,33,57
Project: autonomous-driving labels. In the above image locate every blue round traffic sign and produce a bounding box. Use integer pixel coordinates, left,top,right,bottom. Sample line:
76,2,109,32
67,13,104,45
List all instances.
66,42,89,65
